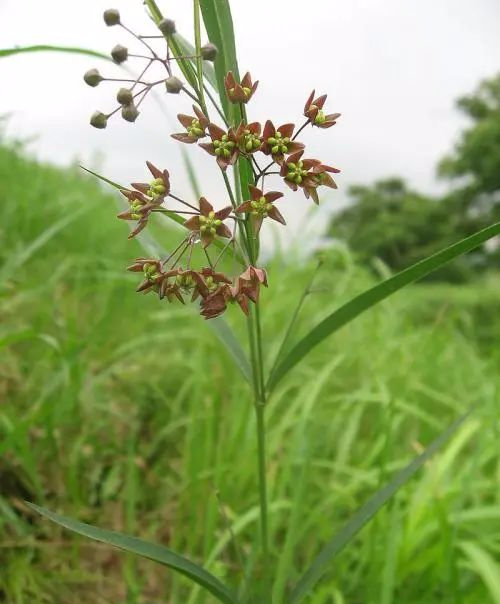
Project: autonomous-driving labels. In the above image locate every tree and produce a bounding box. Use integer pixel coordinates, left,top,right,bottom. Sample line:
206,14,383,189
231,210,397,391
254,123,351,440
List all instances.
329,74,500,280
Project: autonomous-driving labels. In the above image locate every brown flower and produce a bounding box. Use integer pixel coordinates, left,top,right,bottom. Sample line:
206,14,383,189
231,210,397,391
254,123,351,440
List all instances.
127,258,164,294
117,190,156,239
237,265,268,304
224,71,258,104
184,197,233,248
280,150,322,192
261,121,304,165
235,121,262,154
171,105,209,143
199,283,232,319
304,163,341,204
131,161,170,201
199,124,239,170
200,265,268,319
159,268,207,303
304,90,341,128
235,185,285,234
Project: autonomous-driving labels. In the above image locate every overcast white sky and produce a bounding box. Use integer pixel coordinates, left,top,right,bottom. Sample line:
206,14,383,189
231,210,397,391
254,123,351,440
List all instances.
1,0,500,244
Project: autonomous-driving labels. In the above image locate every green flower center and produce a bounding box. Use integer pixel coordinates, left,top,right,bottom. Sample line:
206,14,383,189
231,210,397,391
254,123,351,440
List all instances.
175,273,195,292
213,134,236,158
250,195,272,218
285,160,309,185
199,211,222,235
230,86,252,99
267,131,290,155
187,118,204,138
240,129,261,152
130,200,143,220
205,276,218,291
314,110,326,125
143,263,161,282
147,177,166,199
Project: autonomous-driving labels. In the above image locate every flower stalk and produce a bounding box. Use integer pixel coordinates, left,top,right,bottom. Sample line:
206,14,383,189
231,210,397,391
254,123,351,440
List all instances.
81,0,341,588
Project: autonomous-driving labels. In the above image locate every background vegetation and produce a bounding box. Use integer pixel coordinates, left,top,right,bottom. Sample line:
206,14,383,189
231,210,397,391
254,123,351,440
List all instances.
1,76,500,604
330,75,500,281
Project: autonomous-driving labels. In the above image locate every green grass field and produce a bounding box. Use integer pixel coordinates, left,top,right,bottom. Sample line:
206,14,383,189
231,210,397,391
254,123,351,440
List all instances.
1,140,500,604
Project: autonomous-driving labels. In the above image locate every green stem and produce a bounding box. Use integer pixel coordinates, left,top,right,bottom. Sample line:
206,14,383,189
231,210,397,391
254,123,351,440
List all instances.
254,386,269,556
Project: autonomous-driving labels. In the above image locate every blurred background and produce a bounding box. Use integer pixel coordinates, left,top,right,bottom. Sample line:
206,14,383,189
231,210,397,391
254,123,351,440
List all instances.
1,1,500,603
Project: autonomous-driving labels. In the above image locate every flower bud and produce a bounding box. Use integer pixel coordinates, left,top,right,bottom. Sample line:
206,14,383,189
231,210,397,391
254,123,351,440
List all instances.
158,18,176,35
90,111,108,129
200,43,218,62
103,8,120,26
84,68,103,87
121,103,139,122
117,87,133,105
111,44,128,64
165,76,183,94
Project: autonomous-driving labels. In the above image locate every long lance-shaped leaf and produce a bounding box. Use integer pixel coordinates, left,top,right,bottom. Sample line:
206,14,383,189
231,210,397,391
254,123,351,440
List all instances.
0,45,109,60
268,222,500,392
200,0,240,121
80,166,251,383
287,408,474,604
27,503,240,604
143,0,200,93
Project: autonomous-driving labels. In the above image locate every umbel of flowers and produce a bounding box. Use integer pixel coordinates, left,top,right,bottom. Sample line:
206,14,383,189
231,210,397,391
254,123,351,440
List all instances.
83,8,341,320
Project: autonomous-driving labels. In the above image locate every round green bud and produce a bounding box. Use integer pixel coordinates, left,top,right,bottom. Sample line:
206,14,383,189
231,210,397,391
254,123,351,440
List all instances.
165,76,183,94
90,111,108,129
158,18,176,35
121,103,139,122
117,87,133,105
103,9,120,26
84,68,103,87
200,43,218,61
111,44,128,64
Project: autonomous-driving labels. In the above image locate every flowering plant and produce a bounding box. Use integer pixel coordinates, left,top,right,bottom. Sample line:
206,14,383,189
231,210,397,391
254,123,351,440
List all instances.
26,1,500,603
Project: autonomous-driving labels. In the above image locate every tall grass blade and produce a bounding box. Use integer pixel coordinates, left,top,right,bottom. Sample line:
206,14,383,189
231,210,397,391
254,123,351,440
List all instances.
143,0,200,92
0,45,109,60
286,408,474,604
27,503,240,604
268,223,500,391
461,542,500,604
199,0,239,121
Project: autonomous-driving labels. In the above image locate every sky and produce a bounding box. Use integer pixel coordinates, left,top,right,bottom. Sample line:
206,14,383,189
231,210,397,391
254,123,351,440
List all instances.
1,0,500,247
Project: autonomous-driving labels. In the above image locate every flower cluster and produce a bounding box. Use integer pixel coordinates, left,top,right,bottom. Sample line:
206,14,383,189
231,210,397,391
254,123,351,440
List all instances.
83,8,341,319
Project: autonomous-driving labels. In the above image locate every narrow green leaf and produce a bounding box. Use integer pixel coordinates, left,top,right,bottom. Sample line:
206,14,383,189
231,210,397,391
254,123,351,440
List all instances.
175,35,217,90
461,541,500,604
211,317,252,383
287,408,474,604
144,0,200,92
80,166,124,191
268,223,500,391
199,0,240,121
0,45,109,60
27,503,240,604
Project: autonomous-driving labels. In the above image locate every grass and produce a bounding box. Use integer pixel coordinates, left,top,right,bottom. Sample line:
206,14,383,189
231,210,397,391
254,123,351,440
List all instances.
1,140,500,604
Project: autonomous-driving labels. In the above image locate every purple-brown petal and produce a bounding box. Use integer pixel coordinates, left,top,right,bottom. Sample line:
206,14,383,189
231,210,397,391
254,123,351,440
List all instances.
278,123,294,138
199,196,213,215
217,223,232,239
268,205,286,225
215,206,232,220
184,215,201,231
264,191,284,203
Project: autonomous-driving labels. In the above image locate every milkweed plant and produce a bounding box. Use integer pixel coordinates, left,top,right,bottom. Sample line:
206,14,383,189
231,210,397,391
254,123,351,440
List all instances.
26,1,500,603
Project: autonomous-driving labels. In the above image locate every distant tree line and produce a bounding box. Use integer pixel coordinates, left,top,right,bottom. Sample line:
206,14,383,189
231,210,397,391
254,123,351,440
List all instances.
329,74,500,280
